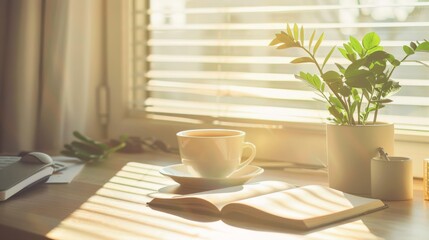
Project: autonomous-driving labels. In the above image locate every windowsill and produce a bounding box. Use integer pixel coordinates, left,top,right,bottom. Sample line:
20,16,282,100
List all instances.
395,129,429,143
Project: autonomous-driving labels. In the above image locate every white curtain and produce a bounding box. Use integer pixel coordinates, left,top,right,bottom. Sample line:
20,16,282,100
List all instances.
0,0,104,153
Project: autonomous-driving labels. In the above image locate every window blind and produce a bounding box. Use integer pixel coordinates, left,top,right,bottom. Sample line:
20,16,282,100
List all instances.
130,0,429,132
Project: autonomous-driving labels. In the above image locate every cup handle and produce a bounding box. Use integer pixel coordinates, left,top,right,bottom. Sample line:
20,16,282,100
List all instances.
236,142,256,171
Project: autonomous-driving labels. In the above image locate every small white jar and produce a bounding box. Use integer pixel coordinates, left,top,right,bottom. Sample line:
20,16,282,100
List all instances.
371,157,413,201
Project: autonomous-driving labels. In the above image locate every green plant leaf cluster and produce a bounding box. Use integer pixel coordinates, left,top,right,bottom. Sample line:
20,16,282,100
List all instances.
61,131,126,162
270,23,429,125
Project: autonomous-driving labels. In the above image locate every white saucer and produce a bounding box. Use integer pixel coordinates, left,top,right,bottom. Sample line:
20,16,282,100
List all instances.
159,164,264,189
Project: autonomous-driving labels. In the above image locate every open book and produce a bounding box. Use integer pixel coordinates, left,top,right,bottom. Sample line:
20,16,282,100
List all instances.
148,181,386,230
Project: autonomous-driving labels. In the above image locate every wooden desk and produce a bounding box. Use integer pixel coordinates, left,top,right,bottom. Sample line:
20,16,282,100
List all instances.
0,152,428,240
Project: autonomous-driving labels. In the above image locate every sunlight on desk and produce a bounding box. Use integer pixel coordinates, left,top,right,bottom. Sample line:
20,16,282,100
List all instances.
47,162,381,240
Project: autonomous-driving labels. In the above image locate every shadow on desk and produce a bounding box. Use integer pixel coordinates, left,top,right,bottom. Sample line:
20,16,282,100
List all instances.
148,204,310,234
46,160,384,240
148,203,385,240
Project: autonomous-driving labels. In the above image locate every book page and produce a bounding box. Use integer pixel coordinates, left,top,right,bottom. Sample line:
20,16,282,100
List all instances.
149,181,295,213
222,185,385,229
186,181,295,209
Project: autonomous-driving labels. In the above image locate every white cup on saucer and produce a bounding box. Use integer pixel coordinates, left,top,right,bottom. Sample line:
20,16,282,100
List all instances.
176,129,256,178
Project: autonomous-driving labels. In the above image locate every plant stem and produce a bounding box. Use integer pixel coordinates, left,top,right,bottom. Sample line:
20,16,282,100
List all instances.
346,97,355,125
364,90,375,123
301,46,351,124
358,91,364,125
372,90,382,124
373,106,379,124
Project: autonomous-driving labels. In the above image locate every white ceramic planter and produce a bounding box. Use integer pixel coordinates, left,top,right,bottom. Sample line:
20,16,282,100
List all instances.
371,157,413,200
326,123,394,196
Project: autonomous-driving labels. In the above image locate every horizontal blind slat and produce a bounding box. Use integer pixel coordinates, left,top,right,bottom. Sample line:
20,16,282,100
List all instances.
142,98,429,128
146,80,318,101
144,71,429,86
147,39,418,47
144,98,327,122
146,55,429,66
130,0,429,132
148,22,429,31
147,3,429,14
145,70,297,82
144,80,429,107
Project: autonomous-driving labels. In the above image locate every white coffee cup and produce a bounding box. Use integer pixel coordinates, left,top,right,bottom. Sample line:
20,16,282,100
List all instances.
177,129,256,178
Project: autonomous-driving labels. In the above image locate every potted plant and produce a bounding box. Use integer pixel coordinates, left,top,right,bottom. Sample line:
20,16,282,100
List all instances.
270,24,429,195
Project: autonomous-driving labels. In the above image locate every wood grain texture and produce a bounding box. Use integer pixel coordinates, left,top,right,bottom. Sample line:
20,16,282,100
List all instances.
0,152,427,240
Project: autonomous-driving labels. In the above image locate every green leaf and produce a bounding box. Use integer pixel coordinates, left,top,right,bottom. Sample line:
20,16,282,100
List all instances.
286,24,293,38
67,143,101,160
269,37,282,46
345,69,372,90
415,41,429,52
365,50,399,68
328,106,344,122
269,32,288,46
329,95,343,109
343,43,357,61
274,33,301,49
366,50,390,62
276,43,292,49
391,59,400,66
291,57,314,64
410,42,417,50
338,48,350,61
346,58,367,73
335,63,346,74
71,141,103,155
351,88,361,102
366,46,383,55
385,53,400,66
322,71,343,91
367,105,378,113
105,141,127,156
370,61,387,75
73,131,108,150
308,30,316,50
312,75,323,90
322,71,342,81
374,73,388,84
343,43,354,54
277,31,294,43
378,104,386,110
403,45,414,55
65,131,127,162
313,32,325,55
362,32,380,50
339,86,352,97
349,36,364,56
380,81,393,92
295,72,322,91
382,81,401,97
300,26,304,45
293,23,299,41
322,46,336,70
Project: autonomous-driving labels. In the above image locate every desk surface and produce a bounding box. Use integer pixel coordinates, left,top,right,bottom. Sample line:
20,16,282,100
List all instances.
0,152,428,240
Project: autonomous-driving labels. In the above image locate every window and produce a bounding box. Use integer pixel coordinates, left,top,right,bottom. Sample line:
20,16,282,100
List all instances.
107,0,429,176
